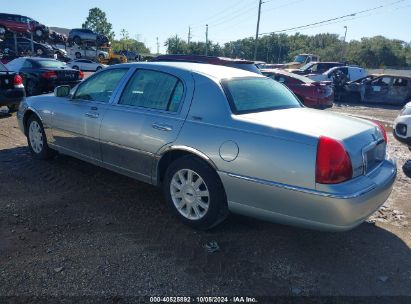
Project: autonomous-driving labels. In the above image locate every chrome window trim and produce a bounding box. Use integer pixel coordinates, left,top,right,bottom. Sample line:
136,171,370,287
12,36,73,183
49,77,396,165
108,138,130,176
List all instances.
224,172,377,199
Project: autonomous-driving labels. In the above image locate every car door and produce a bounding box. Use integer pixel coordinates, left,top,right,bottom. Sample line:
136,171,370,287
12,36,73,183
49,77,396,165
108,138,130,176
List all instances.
364,76,392,103
100,67,194,183
388,77,409,104
50,67,130,161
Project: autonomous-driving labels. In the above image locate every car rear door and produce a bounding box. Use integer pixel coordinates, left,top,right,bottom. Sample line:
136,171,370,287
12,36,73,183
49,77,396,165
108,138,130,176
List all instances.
100,67,194,183
50,67,130,161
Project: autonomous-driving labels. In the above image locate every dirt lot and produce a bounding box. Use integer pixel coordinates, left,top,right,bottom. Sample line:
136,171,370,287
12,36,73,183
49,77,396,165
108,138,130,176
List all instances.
0,103,410,302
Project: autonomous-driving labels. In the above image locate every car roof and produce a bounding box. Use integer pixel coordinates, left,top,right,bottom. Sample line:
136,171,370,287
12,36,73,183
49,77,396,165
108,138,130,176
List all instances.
153,55,256,65
114,62,262,80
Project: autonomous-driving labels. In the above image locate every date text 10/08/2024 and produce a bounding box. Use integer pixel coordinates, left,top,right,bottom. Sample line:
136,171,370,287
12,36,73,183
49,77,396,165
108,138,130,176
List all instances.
149,296,258,303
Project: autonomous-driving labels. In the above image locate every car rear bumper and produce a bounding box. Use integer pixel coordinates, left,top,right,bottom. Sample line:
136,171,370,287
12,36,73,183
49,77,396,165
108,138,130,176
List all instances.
218,157,396,231
0,88,25,106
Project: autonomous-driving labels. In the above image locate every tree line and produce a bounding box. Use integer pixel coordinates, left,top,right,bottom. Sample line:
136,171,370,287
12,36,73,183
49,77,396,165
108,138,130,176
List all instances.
165,33,411,68
80,7,410,68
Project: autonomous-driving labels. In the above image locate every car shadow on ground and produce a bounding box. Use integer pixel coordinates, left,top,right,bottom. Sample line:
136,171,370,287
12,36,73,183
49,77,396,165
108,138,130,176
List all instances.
0,147,410,296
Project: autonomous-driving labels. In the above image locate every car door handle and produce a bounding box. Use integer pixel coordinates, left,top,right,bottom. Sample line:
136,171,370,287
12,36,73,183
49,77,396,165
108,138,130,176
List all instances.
85,112,99,119
152,123,173,132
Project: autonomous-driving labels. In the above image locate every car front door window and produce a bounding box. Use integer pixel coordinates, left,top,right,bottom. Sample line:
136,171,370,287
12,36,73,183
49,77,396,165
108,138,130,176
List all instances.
74,68,129,103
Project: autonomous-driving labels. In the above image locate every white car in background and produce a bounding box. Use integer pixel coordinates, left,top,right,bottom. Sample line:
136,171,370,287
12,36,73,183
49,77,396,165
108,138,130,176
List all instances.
394,101,411,151
307,66,368,83
67,59,107,72
68,45,108,60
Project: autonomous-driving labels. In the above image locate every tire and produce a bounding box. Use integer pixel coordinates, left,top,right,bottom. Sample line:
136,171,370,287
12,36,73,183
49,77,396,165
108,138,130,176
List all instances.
26,115,55,160
26,79,40,96
96,66,102,71
35,29,43,37
72,65,79,70
73,36,81,45
75,52,81,59
7,104,18,112
36,48,44,56
163,156,228,230
98,53,105,60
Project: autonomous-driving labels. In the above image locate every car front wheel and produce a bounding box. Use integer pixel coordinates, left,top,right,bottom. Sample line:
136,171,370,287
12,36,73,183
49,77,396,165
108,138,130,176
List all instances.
163,156,228,230
27,115,55,160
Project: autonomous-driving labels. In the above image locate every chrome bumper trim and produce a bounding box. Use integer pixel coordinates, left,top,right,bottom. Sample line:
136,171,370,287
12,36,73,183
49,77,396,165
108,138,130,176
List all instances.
224,172,378,199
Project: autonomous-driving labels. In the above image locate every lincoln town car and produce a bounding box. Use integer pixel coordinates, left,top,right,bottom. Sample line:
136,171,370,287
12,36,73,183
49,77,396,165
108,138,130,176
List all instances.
17,62,397,231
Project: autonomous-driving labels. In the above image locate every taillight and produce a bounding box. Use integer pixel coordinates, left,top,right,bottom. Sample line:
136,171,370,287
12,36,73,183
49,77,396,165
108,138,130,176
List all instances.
316,136,353,184
373,121,388,143
13,74,23,87
79,71,84,79
41,71,57,79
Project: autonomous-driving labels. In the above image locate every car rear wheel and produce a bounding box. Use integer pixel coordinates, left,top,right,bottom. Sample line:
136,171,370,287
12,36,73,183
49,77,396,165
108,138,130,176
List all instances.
98,53,105,60
72,65,79,70
36,48,44,56
0,26,6,35
163,156,228,230
7,104,18,112
26,80,40,96
27,115,55,160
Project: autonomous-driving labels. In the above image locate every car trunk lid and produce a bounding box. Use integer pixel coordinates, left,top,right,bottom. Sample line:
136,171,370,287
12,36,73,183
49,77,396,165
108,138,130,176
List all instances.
236,108,386,178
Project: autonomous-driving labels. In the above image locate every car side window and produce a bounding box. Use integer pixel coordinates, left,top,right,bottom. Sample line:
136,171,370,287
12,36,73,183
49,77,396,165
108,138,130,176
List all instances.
73,68,129,103
118,69,184,112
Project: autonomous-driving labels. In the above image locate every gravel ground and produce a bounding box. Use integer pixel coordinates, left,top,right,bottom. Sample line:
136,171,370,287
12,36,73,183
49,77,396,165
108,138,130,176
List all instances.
0,103,410,302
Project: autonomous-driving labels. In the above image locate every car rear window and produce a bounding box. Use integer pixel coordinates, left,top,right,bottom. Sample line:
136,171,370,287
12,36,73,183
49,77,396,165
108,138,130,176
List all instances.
222,77,301,114
0,62,7,72
34,60,66,69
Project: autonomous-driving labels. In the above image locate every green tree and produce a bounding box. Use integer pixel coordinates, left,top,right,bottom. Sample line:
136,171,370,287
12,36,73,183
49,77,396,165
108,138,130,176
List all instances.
82,7,115,40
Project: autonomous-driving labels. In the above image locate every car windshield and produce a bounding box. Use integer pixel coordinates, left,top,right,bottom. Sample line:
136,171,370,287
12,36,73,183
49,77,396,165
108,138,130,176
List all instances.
35,60,66,69
222,77,301,114
294,55,308,63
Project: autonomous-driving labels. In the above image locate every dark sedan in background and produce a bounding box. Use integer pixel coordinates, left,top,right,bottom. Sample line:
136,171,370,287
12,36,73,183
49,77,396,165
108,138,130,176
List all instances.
6,57,83,96
262,69,334,109
0,61,25,111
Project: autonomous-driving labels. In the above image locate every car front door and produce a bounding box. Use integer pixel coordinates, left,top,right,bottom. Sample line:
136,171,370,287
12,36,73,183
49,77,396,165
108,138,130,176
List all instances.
50,67,130,162
100,67,194,183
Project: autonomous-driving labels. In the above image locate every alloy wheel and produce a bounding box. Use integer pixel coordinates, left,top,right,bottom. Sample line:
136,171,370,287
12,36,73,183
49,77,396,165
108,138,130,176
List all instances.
170,169,210,220
29,120,43,154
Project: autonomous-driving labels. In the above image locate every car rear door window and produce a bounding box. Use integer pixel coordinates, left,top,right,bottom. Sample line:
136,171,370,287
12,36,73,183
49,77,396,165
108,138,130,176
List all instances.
222,77,301,114
73,68,129,103
118,69,184,112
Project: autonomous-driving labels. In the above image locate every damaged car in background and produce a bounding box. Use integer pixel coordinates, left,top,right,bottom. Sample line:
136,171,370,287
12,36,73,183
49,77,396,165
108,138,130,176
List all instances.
345,74,411,105
261,68,334,109
17,62,396,231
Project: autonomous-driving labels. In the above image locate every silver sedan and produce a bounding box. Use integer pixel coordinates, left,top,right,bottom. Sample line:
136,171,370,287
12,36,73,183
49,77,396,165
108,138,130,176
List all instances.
17,62,397,231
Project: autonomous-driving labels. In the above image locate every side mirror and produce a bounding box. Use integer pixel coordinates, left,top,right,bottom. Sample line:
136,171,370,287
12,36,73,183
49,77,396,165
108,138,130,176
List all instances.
54,85,71,97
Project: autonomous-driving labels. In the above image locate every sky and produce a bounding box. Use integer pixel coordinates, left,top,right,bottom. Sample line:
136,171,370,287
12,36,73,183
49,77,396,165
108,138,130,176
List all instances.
2,0,410,53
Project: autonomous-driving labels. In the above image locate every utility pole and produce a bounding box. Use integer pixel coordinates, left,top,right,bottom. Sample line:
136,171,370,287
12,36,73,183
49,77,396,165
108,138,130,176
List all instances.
205,24,209,56
156,37,159,55
254,0,263,61
342,26,348,61
188,26,191,44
